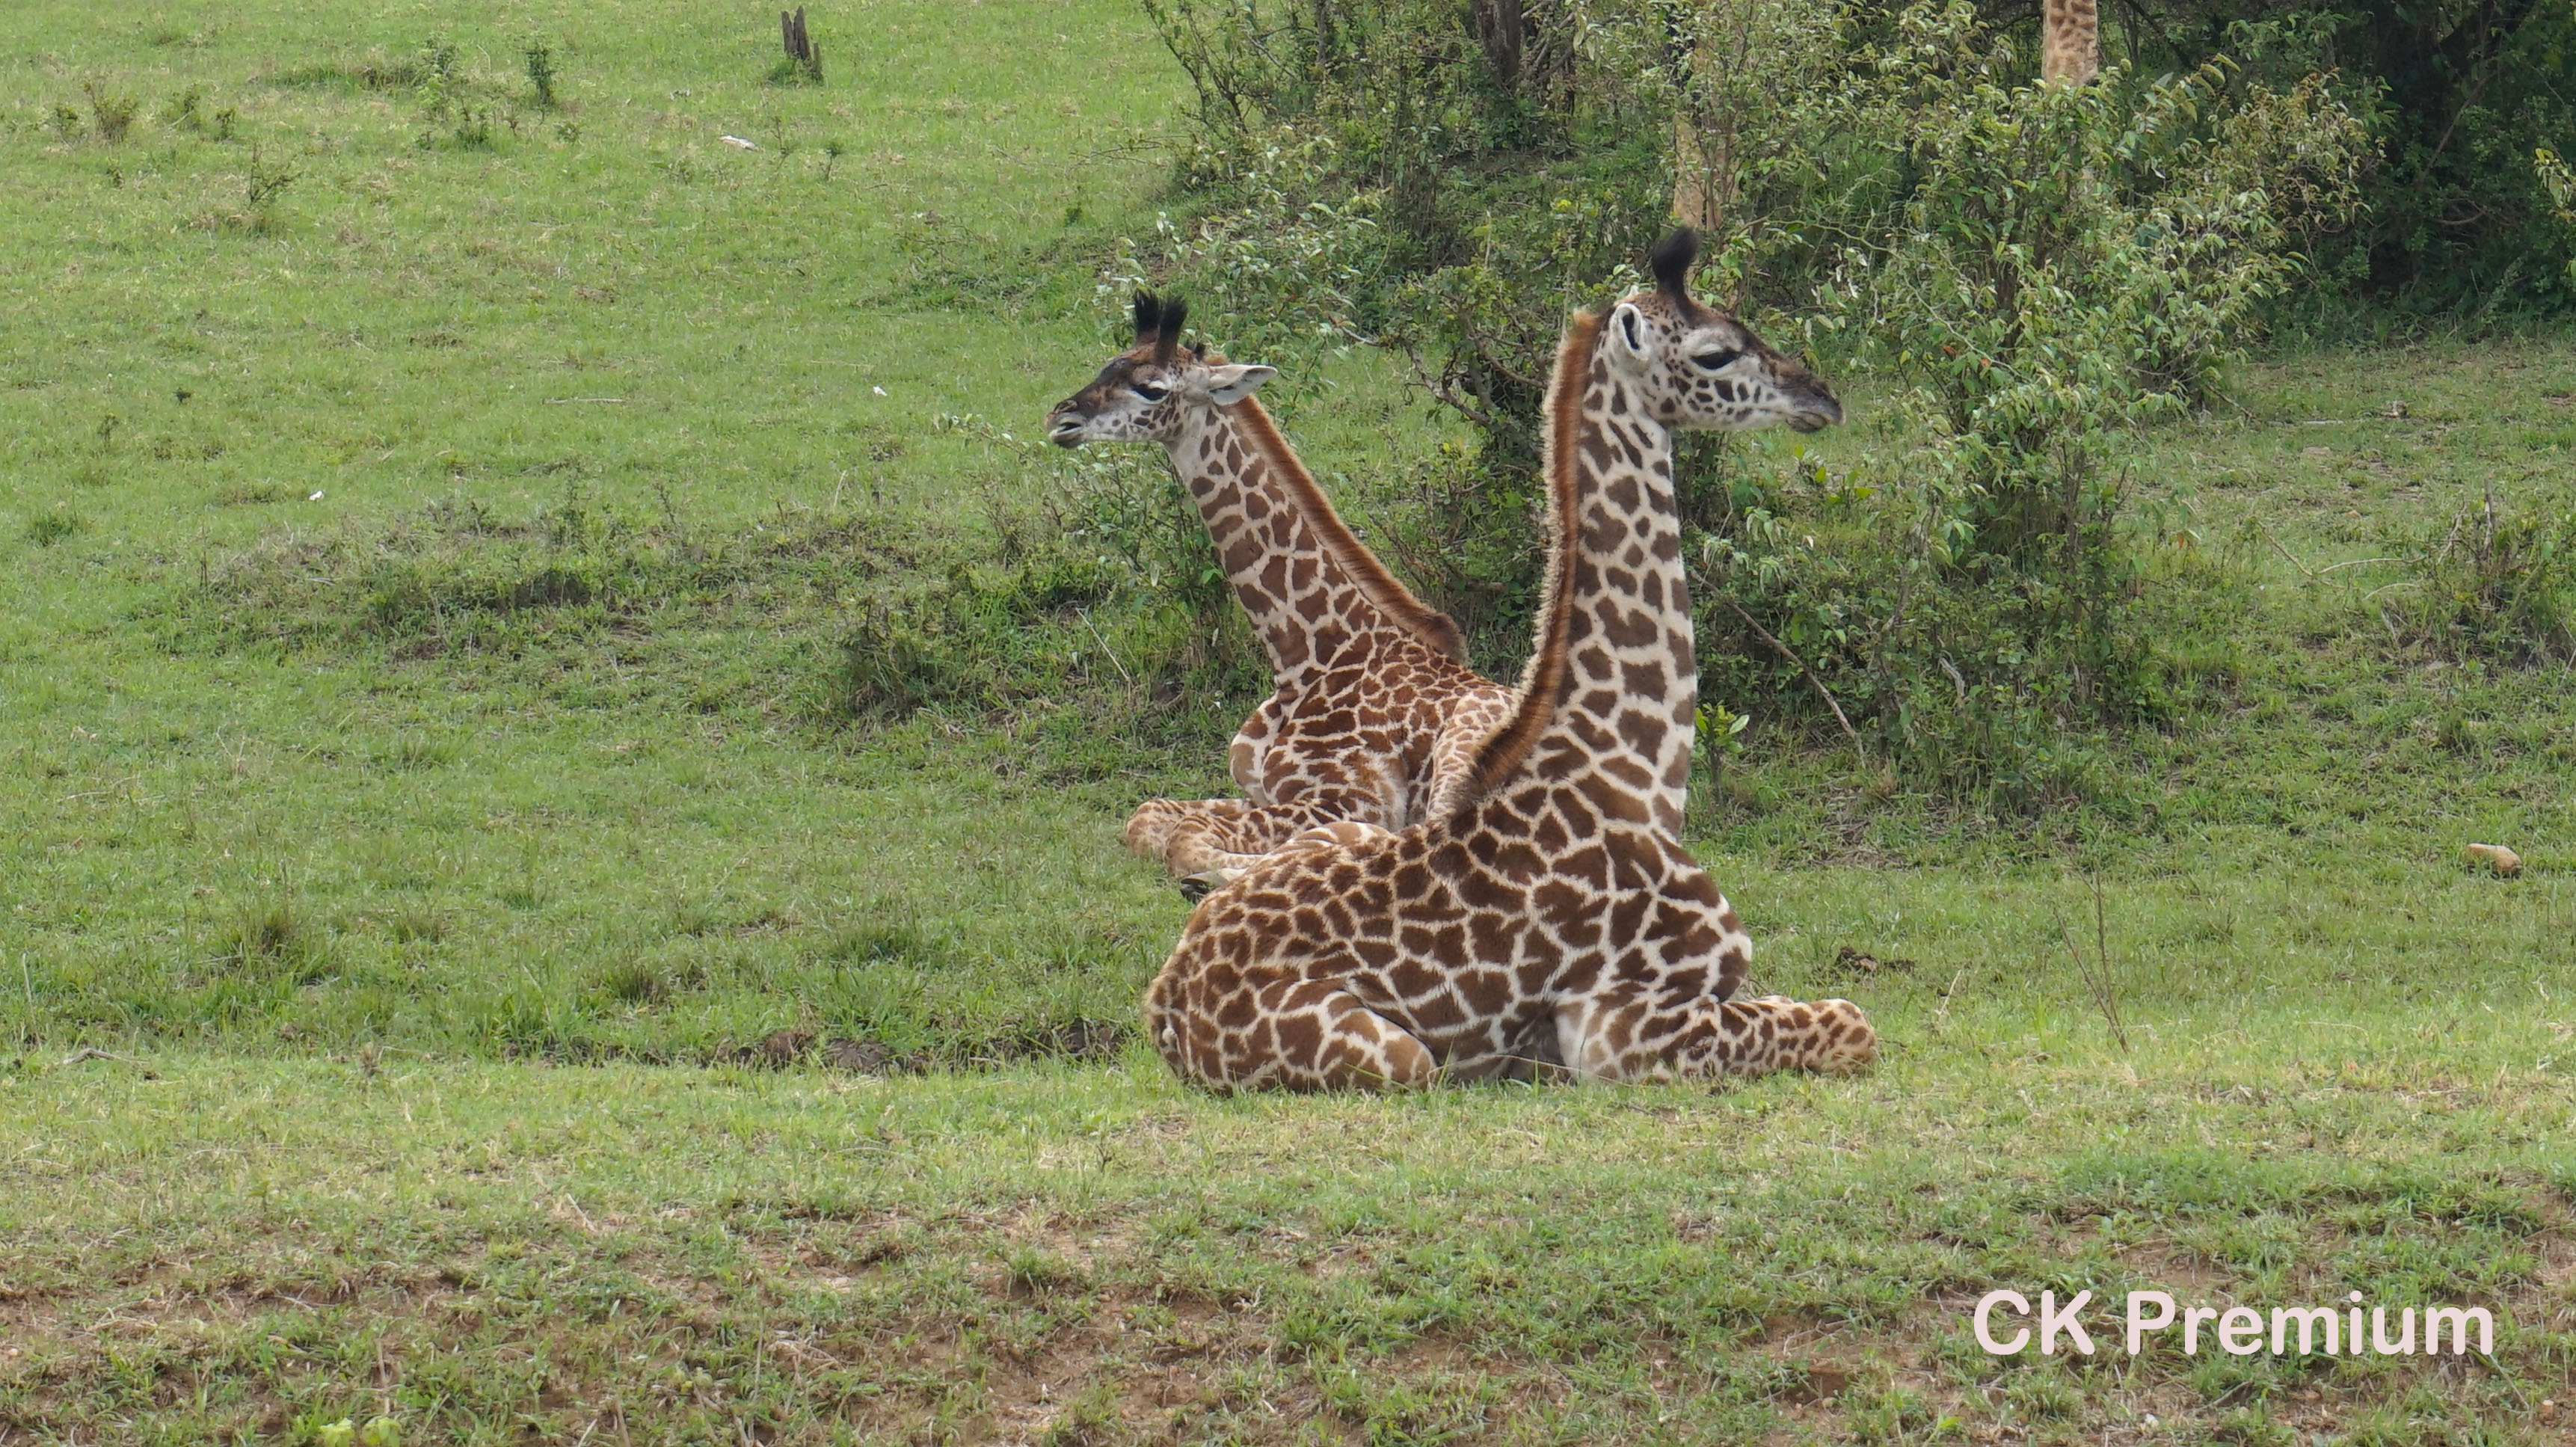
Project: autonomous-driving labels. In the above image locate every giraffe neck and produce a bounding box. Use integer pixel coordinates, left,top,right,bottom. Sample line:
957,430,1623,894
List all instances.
1165,402,1375,680
1166,397,1462,678
1457,313,1694,835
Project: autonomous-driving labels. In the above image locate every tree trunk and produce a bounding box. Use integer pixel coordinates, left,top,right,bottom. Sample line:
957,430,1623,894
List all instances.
2041,0,2099,84
1473,0,1524,87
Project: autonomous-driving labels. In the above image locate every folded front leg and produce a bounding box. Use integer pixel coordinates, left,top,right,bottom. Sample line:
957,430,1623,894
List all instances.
1125,795,1392,879
1122,797,1252,866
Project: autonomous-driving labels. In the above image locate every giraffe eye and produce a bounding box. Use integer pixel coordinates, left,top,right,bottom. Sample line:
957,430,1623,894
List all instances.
1132,383,1169,402
1692,349,1741,371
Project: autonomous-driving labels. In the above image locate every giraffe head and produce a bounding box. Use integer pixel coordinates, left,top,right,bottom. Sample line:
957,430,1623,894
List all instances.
1605,230,1843,434
1046,293,1276,448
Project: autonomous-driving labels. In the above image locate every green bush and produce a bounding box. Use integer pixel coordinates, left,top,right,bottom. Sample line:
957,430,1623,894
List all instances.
1682,15,2364,803
1144,0,2369,807
2086,0,2576,316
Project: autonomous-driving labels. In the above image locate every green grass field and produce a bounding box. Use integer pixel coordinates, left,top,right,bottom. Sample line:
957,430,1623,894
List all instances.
3,1,2572,1442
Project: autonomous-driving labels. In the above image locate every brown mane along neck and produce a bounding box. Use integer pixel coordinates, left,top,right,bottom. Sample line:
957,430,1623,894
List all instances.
1451,309,1601,808
1222,394,1469,665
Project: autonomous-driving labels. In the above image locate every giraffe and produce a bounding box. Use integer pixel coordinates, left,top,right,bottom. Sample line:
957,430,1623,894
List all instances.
1047,295,1518,889
2041,0,2099,85
1143,230,1879,1090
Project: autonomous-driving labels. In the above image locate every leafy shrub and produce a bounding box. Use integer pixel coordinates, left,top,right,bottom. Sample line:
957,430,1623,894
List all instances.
1681,15,2366,802
1146,0,2367,806
1966,0,2576,316
82,80,139,142
523,41,558,108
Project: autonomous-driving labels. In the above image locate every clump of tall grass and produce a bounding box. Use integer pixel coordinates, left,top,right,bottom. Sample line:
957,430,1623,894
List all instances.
2383,488,2576,664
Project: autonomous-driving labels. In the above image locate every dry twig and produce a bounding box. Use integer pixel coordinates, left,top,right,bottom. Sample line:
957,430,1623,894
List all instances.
1721,598,1863,757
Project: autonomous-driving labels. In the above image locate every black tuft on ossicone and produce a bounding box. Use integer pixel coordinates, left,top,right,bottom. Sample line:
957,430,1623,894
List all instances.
1152,297,1187,365
1647,228,1698,302
1133,291,1163,344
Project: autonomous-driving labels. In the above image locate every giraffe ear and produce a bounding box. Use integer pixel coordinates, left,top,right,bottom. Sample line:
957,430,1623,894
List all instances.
1605,303,1655,377
1202,363,1276,404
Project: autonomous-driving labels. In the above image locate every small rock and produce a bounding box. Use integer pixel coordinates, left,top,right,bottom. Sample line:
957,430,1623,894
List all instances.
719,135,757,150
2465,842,2522,876
2382,400,2409,417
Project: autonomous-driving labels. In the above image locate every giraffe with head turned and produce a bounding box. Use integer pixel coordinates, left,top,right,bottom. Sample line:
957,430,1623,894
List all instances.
1143,230,1879,1090
1047,295,1518,891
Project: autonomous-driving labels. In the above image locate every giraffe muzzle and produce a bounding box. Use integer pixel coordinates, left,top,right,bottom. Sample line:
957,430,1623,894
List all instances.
1786,390,1844,433
1046,411,1089,447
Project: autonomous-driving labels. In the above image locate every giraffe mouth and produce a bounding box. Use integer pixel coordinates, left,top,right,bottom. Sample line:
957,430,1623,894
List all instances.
1786,394,1844,432
1048,418,1089,447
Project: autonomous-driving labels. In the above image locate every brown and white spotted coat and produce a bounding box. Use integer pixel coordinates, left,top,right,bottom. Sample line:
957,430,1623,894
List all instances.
1142,230,1878,1091
1048,295,1516,882
2041,0,2100,84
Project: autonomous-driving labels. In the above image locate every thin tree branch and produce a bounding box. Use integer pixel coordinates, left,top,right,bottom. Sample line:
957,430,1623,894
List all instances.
1721,597,1863,758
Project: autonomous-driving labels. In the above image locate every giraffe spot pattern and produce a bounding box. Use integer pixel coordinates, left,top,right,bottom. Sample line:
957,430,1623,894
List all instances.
1125,254,1869,1090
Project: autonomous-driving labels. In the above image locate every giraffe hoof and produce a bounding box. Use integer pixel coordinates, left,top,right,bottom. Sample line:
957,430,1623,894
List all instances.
1176,873,1220,903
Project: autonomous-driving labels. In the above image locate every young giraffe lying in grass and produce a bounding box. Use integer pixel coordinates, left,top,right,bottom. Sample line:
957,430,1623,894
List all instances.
1048,295,1516,893
1143,231,1878,1090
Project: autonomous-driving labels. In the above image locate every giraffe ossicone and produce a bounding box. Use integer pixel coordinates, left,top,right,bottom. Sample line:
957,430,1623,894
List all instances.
1143,229,1877,1091
1046,295,1516,885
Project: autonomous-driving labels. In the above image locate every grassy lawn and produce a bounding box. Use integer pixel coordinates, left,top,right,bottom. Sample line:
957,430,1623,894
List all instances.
2,1042,2569,1444
3,0,2573,1441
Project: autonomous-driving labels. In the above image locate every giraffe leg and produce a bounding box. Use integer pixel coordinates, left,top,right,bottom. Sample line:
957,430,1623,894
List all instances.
1683,994,1878,1078
1158,800,1381,878
1123,798,1252,865
1558,989,1878,1081
1177,820,1399,902
1148,971,1436,1093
